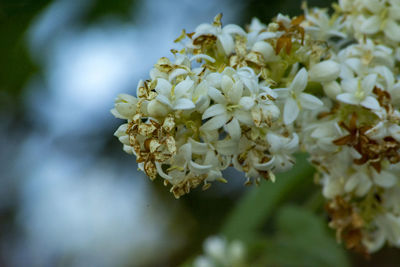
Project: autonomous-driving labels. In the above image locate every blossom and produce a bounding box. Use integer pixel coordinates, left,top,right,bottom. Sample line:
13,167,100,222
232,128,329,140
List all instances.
155,76,195,110
111,5,400,254
192,14,246,55
336,74,380,110
275,68,323,125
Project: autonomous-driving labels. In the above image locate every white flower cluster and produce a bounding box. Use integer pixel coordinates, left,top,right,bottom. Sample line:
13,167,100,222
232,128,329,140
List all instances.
113,2,400,254
193,236,246,267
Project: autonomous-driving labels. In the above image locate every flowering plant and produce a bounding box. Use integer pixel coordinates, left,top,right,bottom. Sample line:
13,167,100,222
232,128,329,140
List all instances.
112,0,400,255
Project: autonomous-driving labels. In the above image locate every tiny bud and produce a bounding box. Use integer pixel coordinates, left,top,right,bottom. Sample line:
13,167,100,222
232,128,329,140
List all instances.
309,60,340,82
252,41,275,61
323,81,342,99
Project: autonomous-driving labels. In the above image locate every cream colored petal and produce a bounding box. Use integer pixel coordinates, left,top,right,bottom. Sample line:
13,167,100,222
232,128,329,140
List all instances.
189,161,212,174
173,98,195,110
336,93,359,105
218,32,235,55
361,96,380,110
155,78,172,96
221,75,234,94
234,109,254,126
189,138,209,155
228,80,243,104
208,87,227,105
223,24,246,36
360,15,380,34
202,104,226,119
168,68,188,82
215,139,238,155
384,20,400,41
175,77,194,98
309,60,340,82
299,93,323,110
290,68,308,93
283,97,299,125
224,118,241,140
201,113,230,131
373,170,397,188
239,96,255,110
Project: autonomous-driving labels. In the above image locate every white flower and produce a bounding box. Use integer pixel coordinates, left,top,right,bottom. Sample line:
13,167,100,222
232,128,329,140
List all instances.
111,93,138,119
336,74,380,110
192,15,246,55
200,69,255,140
303,7,346,41
275,68,323,125
357,1,400,42
194,236,246,267
155,76,195,110
156,142,212,182
376,213,400,246
267,132,299,171
344,166,397,196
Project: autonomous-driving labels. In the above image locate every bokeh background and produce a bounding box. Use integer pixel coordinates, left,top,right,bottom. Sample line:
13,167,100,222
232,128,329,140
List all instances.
1,0,400,266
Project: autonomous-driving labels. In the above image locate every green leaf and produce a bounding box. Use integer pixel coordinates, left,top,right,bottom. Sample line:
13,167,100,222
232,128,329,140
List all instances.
221,154,314,241
263,205,350,267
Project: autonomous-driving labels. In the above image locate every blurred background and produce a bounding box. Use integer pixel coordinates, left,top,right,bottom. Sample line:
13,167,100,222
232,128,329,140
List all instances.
1,0,399,266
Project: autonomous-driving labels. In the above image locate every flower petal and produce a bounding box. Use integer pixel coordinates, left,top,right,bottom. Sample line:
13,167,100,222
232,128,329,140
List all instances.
290,68,308,93
189,138,209,154
218,32,235,55
223,24,246,36
384,19,400,42
361,96,380,110
208,87,227,105
174,77,194,98
373,170,397,188
336,93,358,105
283,97,299,125
228,80,243,104
168,68,188,82
156,94,173,108
299,93,323,110
224,118,241,140
360,15,380,34
200,113,230,131
202,104,226,119
189,161,212,174
155,78,172,96
215,139,238,155
362,74,377,95
234,109,254,126
173,98,195,110
239,96,255,110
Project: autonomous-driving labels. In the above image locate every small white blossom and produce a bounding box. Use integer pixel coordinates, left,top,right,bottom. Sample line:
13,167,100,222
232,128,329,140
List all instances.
275,68,323,125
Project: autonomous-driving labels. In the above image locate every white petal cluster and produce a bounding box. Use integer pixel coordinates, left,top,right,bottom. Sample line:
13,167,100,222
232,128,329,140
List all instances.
338,0,400,43
193,236,246,267
113,5,400,254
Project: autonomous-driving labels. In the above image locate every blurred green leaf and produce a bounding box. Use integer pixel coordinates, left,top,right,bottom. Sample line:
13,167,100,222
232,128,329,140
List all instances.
0,0,50,102
263,205,350,267
221,154,314,241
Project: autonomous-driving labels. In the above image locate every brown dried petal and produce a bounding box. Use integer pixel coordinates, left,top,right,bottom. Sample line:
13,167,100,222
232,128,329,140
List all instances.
144,161,157,180
165,135,176,155
138,123,157,136
162,116,175,132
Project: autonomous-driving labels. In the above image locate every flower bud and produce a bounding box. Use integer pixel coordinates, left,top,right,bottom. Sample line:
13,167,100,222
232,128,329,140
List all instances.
252,41,275,61
323,81,342,99
309,60,340,82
